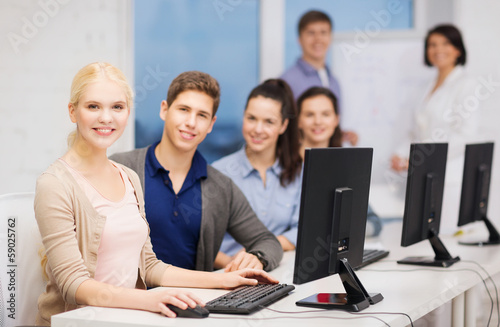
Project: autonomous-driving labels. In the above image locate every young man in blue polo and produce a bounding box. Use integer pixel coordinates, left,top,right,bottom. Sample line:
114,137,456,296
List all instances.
111,71,283,272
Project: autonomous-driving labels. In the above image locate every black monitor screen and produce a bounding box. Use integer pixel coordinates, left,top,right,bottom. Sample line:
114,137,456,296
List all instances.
293,147,372,285
401,143,447,247
458,142,494,226
293,148,383,311
398,143,459,267
457,142,499,245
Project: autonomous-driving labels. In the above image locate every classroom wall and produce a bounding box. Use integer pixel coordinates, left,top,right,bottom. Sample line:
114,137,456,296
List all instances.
0,0,134,195
133,0,259,163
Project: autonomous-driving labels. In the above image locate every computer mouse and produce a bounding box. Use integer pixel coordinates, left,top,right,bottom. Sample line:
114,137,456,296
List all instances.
166,304,209,318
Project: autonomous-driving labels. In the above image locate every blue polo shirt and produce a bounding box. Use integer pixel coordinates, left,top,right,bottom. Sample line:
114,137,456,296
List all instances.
144,141,206,269
280,58,342,112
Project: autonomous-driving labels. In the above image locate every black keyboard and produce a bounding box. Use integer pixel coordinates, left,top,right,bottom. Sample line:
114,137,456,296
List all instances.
205,283,295,314
355,249,390,270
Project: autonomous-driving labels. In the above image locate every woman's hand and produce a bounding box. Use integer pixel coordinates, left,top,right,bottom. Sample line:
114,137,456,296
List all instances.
391,155,409,172
145,289,204,318
221,268,279,289
161,261,277,290
76,279,204,318
342,130,359,146
224,250,263,272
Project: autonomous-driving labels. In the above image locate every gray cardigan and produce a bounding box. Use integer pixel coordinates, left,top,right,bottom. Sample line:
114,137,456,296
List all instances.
110,147,283,272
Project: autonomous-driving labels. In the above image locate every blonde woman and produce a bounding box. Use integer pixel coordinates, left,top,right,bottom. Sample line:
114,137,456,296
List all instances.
34,62,277,325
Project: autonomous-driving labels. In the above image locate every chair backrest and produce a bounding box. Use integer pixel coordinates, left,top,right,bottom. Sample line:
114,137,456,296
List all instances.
0,192,46,326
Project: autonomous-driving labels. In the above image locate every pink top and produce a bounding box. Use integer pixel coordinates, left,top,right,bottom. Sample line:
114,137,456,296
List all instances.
60,159,148,289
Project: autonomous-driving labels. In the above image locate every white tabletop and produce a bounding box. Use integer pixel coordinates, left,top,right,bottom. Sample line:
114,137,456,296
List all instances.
52,220,500,327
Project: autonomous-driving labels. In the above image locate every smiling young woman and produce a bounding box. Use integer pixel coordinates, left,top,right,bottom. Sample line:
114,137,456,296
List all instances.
212,79,303,269
296,86,382,237
391,24,481,234
391,24,474,173
296,86,342,158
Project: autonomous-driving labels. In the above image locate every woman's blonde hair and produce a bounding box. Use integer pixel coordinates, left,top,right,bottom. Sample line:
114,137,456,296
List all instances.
44,63,134,274
67,62,133,146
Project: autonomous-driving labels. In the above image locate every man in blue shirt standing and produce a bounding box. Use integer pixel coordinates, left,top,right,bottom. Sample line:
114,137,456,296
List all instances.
111,71,283,272
281,10,358,146
281,11,382,236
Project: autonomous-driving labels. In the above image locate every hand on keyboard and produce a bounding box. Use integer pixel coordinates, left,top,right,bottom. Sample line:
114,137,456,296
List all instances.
221,268,279,290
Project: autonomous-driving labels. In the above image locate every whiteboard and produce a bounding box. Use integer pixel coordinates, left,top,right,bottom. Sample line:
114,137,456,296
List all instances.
332,38,435,186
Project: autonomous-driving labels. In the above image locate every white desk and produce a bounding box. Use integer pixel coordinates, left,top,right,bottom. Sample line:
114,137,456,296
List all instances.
372,221,500,327
52,221,500,327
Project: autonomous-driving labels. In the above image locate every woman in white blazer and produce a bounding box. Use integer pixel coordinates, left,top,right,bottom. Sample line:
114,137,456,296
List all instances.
392,24,480,170
391,24,482,234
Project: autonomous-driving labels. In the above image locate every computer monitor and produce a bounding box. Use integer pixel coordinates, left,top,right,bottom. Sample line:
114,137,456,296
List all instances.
293,147,383,312
457,142,499,246
398,143,460,267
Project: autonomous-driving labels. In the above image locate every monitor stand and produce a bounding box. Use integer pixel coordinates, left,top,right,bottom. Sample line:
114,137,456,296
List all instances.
398,230,460,267
459,216,500,246
296,258,383,312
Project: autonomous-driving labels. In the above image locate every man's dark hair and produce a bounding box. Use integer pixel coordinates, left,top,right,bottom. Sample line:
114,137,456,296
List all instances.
166,71,221,116
298,10,333,35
